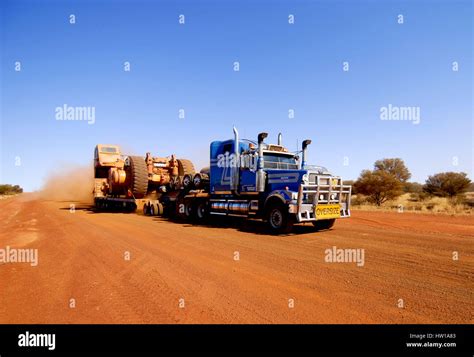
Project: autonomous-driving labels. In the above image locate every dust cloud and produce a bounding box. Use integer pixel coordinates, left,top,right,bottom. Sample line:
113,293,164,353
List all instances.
40,165,94,203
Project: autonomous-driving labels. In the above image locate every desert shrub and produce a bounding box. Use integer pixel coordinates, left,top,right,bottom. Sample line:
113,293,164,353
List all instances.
404,182,423,193
0,184,23,195
409,191,430,202
423,172,471,198
351,194,368,206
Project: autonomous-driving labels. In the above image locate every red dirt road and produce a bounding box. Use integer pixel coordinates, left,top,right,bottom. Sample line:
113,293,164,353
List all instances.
0,194,473,324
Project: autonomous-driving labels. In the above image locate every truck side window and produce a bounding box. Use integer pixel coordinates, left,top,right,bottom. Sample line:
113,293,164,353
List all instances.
222,144,232,155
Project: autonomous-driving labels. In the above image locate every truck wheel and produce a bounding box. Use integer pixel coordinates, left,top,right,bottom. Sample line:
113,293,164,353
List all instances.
194,201,209,223
184,200,193,219
312,219,335,230
129,156,148,198
266,202,294,234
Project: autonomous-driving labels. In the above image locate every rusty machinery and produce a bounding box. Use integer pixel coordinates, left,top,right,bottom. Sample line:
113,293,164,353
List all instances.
93,145,195,209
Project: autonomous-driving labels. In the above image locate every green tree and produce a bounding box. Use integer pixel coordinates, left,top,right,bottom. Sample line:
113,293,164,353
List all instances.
354,170,403,206
423,172,471,198
374,158,411,182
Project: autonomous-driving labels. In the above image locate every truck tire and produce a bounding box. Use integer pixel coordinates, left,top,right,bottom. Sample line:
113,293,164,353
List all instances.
151,202,163,216
157,202,164,215
149,202,157,216
129,156,148,198
194,200,209,223
142,202,150,216
266,202,294,234
177,159,195,177
312,219,335,230
184,200,193,219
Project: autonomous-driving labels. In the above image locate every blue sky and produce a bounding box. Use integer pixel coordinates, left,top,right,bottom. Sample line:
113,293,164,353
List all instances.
1,0,472,191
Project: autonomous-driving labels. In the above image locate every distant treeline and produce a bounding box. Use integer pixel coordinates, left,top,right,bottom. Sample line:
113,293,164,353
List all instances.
0,184,23,195
344,158,472,206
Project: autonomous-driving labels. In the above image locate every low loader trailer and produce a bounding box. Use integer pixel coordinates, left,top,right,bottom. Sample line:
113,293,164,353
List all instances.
94,128,351,233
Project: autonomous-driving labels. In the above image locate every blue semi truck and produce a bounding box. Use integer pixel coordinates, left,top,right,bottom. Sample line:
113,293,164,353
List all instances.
160,127,352,233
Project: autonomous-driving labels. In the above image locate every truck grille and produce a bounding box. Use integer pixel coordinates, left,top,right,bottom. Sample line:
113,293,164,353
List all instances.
301,175,351,205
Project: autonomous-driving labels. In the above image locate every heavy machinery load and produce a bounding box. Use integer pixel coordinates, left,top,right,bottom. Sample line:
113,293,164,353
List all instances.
93,144,195,210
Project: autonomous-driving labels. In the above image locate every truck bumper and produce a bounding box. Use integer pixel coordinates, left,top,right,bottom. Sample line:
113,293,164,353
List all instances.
290,202,350,222
290,176,352,223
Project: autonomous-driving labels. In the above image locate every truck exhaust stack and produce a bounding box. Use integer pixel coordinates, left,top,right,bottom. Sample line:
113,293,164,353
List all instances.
301,139,312,169
231,126,240,192
257,132,268,192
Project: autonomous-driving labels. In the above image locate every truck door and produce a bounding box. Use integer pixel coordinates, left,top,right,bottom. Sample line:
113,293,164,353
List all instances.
210,141,233,193
239,154,257,193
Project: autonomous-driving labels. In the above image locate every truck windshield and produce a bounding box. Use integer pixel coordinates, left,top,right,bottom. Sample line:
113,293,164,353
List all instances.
263,153,299,170
101,147,118,153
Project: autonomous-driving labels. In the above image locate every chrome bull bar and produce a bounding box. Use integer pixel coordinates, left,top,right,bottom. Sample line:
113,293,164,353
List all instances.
293,176,352,222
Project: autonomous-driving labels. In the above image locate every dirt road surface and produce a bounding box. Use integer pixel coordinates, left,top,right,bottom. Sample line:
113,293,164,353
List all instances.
1,194,472,324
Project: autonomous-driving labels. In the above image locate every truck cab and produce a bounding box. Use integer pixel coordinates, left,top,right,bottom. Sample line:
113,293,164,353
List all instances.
207,128,351,233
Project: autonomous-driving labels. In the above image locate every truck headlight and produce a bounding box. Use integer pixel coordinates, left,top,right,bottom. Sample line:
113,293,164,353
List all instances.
302,174,309,184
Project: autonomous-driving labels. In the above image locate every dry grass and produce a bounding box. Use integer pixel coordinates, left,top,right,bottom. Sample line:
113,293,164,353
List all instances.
0,194,21,200
352,193,474,215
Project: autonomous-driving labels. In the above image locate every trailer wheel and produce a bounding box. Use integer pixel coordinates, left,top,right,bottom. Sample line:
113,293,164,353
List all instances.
128,202,137,213
129,156,148,199
312,219,335,230
156,202,164,215
149,203,157,216
149,202,163,216
265,202,294,234
142,202,150,216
